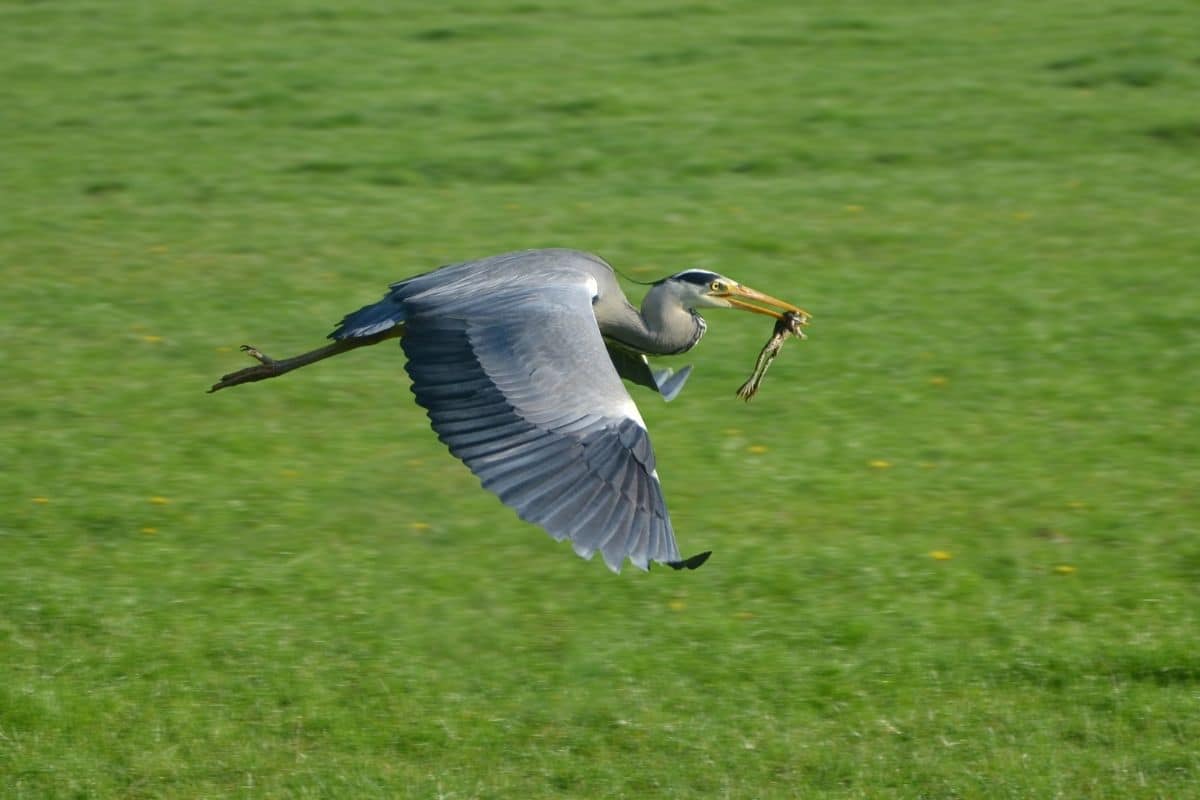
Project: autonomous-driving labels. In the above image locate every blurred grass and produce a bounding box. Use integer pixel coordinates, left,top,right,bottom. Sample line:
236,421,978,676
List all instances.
2,0,1199,797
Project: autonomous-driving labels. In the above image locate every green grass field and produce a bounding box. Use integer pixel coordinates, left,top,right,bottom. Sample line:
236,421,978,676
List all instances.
3,1,1199,797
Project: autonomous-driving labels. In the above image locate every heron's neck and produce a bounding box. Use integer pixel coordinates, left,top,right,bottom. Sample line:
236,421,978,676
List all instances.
601,295,705,356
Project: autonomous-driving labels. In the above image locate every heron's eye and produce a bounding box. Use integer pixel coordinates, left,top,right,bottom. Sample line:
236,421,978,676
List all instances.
710,280,726,293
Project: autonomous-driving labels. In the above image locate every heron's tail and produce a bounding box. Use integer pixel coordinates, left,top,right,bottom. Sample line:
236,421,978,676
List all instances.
328,294,407,340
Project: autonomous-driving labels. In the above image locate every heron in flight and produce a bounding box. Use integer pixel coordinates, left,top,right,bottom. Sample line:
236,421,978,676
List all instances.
210,249,808,573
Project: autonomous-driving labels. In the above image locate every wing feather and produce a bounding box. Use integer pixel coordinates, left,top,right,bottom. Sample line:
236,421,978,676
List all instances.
396,267,684,571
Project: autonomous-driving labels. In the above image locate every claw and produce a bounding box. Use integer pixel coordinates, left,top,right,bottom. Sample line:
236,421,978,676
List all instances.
208,346,281,393
209,333,388,395
240,345,276,366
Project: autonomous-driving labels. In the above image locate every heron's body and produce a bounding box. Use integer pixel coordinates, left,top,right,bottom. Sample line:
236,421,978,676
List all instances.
211,249,808,573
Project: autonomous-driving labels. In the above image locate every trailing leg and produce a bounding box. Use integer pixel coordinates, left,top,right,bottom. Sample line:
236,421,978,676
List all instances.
208,328,402,393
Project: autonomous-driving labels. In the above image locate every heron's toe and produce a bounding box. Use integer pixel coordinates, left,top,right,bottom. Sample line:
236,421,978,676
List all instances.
239,345,276,366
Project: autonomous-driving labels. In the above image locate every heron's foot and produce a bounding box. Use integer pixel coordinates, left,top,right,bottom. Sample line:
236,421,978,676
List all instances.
208,345,280,393
240,344,276,366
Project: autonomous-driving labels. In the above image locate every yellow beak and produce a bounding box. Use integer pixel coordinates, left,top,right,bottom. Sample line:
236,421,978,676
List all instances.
720,284,811,323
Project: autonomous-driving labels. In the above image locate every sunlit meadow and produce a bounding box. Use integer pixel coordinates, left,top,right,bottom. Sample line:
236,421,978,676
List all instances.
2,1,1198,797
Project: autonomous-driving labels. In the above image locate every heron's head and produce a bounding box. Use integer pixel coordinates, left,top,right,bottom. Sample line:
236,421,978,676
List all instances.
661,269,810,322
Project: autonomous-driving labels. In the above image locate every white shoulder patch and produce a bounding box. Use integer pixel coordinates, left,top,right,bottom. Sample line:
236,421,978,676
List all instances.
617,398,656,479
617,397,648,429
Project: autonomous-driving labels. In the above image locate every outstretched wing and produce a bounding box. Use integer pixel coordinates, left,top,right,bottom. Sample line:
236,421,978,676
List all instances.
399,275,685,572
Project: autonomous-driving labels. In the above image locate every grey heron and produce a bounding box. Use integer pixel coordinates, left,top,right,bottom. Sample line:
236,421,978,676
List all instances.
210,248,809,573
